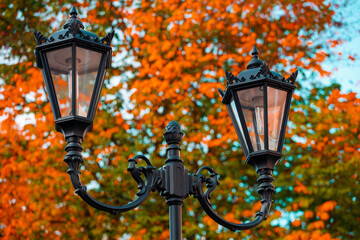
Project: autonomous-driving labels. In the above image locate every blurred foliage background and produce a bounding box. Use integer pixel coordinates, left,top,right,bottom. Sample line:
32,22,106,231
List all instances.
0,0,359,239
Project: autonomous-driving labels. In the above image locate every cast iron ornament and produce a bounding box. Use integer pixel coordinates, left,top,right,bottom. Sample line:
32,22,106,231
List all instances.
221,46,298,89
215,46,298,231
34,6,114,139
35,7,297,237
34,6,114,45
62,121,275,231
163,120,184,145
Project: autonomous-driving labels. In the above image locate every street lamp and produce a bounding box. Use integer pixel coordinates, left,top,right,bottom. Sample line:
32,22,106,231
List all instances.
34,6,114,139
34,7,298,240
219,46,297,193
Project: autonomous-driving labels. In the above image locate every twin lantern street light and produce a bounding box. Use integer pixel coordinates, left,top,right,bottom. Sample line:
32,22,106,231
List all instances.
34,7,298,239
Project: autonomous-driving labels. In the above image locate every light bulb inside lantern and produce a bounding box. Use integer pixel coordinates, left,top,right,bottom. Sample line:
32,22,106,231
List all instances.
252,95,264,137
255,105,264,135
66,58,80,116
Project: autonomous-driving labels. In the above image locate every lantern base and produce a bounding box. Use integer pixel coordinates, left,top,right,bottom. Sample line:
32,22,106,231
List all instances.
246,150,282,173
55,116,93,139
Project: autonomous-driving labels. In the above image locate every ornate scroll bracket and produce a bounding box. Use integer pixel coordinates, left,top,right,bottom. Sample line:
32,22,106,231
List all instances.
127,155,158,196
60,121,276,232
192,166,219,200
192,165,271,231
63,137,158,215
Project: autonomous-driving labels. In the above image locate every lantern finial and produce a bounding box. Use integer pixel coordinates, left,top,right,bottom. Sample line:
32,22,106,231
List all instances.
69,5,78,19
63,5,84,31
251,46,259,59
247,46,263,69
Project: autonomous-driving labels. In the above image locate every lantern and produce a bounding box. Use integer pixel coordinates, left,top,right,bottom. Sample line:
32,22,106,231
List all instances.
34,6,114,138
219,46,297,172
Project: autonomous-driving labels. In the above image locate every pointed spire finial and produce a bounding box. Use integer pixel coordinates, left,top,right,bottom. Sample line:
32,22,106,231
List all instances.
69,5,78,19
247,45,263,69
251,46,259,59
63,5,84,30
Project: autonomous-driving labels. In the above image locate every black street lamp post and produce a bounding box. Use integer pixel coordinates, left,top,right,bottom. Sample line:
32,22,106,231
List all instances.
34,7,298,240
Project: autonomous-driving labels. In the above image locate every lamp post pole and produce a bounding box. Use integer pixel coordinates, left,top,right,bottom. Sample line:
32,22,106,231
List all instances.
163,121,186,240
34,6,299,239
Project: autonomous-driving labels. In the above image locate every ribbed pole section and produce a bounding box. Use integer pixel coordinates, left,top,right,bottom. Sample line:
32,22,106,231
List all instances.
163,121,186,240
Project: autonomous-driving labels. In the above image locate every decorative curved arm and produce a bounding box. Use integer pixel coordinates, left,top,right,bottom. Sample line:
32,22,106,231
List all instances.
61,121,277,236
64,136,159,215
192,166,274,231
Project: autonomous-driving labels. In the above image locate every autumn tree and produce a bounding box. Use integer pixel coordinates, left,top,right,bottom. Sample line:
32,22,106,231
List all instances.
276,83,360,239
0,0,358,239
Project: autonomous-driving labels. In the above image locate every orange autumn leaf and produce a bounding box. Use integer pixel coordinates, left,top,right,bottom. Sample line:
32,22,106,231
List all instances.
318,201,337,212
292,219,302,227
304,211,314,219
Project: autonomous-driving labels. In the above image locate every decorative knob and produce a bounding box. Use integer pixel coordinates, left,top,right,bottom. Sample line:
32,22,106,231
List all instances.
163,121,184,145
247,45,263,69
64,6,84,30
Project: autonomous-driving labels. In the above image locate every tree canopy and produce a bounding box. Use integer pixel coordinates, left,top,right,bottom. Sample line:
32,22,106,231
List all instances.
0,0,359,239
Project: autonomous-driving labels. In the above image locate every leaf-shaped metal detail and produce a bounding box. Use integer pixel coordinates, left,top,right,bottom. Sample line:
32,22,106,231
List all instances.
217,88,225,97
69,19,82,36
256,61,274,79
225,70,240,85
101,30,115,46
259,61,270,76
33,29,49,45
286,69,298,84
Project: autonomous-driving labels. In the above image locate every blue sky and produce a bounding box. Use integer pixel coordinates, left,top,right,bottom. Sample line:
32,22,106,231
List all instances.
321,34,360,93
320,0,360,94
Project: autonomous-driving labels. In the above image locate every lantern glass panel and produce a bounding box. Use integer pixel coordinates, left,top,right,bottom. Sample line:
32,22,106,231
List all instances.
229,98,249,154
267,87,287,151
236,86,264,151
46,47,72,117
75,47,102,117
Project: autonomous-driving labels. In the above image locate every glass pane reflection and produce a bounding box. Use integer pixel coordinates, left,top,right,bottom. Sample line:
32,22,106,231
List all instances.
267,87,287,151
46,47,72,117
76,47,102,117
229,98,249,154
237,87,265,151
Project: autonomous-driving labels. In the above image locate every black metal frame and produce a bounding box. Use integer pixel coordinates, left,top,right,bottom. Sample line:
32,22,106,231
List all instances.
34,7,113,138
61,121,276,240
36,39,111,119
226,101,249,156
35,7,299,240
222,78,295,168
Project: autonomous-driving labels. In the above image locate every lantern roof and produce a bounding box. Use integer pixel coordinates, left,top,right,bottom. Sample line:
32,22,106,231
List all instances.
218,46,298,102
34,6,114,46
233,46,285,83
